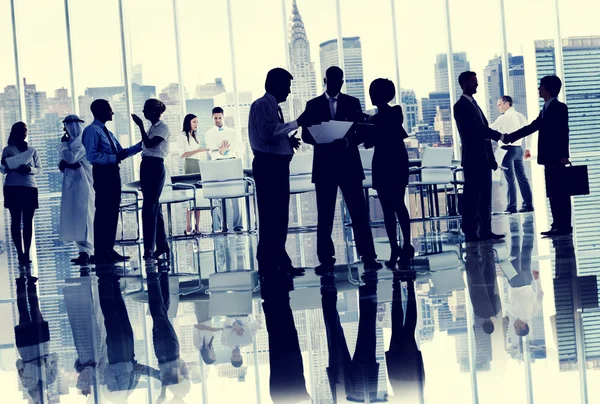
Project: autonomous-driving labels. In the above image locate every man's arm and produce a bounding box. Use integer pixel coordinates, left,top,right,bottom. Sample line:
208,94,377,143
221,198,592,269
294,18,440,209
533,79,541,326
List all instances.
507,113,541,143
301,101,317,145
556,103,570,159
82,127,117,165
454,102,502,142
255,101,298,143
124,141,143,157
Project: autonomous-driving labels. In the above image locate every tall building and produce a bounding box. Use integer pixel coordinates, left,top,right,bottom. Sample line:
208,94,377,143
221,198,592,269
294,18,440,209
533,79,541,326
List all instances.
287,0,317,120
413,123,440,146
434,105,453,145
418,91,450,126
196,78,226,98
536,36,600,366
132,63,143,85
23,79,47,123
483,55,528,122
401,89,419,133
434,52,470,101
319,37,366,110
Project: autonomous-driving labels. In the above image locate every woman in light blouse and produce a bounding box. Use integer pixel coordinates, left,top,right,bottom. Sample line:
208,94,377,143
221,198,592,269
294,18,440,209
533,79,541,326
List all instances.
132,99,171,261
1,122,42,266
179,114,208,234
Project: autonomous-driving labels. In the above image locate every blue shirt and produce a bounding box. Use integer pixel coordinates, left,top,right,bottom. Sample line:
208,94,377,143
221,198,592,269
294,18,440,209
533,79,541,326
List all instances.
82,119,142,165
248,92,298,155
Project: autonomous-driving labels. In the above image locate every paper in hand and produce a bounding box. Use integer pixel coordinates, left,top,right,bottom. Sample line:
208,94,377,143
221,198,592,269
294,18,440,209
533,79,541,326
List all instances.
5,149,33,169
309,120,353,144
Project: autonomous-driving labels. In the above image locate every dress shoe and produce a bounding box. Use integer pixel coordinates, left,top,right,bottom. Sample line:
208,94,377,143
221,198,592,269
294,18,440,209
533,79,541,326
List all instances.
233,226,243,232
315,263,335,276
542,228,572,237
362,258,383,271
504,208,517,214
399,244,416,267
385,247,401,269
519,207,534,213
71,252,90,266
479,232,505,241
108,250,130,262
540,228,556,236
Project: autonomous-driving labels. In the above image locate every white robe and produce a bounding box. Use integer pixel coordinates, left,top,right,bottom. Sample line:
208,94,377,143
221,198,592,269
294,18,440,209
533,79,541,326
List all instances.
58,136,95,244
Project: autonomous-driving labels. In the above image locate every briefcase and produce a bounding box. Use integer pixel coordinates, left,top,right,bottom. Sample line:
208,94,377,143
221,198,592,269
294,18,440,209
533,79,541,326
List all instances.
545,164,590,197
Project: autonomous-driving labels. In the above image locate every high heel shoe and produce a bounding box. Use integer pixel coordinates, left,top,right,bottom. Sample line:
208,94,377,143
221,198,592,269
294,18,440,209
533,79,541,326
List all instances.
399,244,415,267
385,247,401,269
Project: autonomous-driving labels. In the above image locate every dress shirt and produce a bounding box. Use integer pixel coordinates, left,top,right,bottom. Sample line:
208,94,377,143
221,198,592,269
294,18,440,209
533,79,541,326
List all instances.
248,92,299,155
141,120,170,159
325,91,339,118
504,277,543,322
205,125,239,160
82,119,143,165
178,132,203,160
542,97,556,118
490,107,530,147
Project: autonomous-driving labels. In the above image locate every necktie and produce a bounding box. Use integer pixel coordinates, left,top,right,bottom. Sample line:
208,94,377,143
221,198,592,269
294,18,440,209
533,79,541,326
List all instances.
277,107,284,123
471,98,484,123
329,97,336,119
102,125,118,155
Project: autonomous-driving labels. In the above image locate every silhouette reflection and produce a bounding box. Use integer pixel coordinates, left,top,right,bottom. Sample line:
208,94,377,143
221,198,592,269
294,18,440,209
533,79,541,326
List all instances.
146,262,190,401
14,274,57,403
97,266,160,398
64,267,107,396
386,273,425,402
261,273,311,403
320,272,382,403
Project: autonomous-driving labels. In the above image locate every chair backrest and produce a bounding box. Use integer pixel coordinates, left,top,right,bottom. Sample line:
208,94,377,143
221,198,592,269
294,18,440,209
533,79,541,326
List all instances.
359,148,374,171
199,158,246,199
420,147,454,184
289,152,313,175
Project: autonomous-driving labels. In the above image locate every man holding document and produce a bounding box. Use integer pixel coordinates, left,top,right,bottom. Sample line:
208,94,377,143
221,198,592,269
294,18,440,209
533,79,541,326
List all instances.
302,66,382,273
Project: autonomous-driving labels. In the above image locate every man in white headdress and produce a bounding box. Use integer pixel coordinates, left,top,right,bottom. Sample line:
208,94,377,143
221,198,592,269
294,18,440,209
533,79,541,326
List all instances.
59,114,95,265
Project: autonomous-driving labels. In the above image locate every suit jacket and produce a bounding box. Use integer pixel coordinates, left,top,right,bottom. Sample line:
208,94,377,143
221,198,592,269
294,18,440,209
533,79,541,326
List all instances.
453,95,501,169
510,99,569,166
301,93,366,184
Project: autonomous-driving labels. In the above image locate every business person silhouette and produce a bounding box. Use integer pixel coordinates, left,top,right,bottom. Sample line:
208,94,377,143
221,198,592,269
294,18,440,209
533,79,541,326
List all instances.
261,273,311,403
302,66,382,273
453,71,504,242
365,78,413,268
320,273,381,402
386,274,425,402
504,75,571,236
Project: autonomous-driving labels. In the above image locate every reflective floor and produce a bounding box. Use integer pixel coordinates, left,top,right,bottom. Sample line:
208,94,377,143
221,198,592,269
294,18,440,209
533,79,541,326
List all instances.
2,210,600,404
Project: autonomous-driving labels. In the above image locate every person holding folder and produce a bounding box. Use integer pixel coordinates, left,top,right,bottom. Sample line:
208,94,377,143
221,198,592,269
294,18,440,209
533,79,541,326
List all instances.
302,66,382,273
1,122,42,266
503,75,571,236
82,99,142,264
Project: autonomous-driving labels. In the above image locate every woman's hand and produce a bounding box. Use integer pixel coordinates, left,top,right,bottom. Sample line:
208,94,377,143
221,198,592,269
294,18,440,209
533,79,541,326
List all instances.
131,114,144,128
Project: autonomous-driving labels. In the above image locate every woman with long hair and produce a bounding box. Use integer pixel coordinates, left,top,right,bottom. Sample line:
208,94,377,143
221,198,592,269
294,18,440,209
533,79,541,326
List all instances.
1,122,42,266
366,79,414,268
131,99,171,261
178,113,207,234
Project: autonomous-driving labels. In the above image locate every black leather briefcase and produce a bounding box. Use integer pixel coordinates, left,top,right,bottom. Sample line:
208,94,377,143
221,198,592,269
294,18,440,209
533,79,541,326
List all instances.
545,164,590,197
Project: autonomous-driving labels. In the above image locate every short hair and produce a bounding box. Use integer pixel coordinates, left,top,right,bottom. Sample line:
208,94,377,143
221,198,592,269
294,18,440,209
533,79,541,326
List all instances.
541,75,562,97
369,78,396,105
516,323,530,337
90,99,110,116
458,71,477,89
143,98,166,115
500,95,513,106
326,66,344,81
482,320,495,335
231,358,244,368
212,107,224,115
265,68,293,94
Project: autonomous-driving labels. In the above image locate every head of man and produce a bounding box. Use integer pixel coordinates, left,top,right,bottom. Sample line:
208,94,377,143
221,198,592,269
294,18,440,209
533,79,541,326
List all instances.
514,319,530,336
212,107,224,128
497,95,513,114
265,68,294,103
458,71,478,96
90,99,114,123
231,348,243,368
539,75,562,101
324,66,344,97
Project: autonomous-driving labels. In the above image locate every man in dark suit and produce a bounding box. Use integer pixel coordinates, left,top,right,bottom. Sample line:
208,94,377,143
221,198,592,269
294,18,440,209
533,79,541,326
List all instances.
453,71,504,242
302,66,382,272
504,75,571,236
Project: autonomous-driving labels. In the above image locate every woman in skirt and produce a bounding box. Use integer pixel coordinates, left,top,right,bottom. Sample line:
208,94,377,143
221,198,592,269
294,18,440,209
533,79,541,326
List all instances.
1,122,42,266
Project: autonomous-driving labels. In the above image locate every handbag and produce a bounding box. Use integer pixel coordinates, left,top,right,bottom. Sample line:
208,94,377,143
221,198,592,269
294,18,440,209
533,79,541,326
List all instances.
545,164,590,197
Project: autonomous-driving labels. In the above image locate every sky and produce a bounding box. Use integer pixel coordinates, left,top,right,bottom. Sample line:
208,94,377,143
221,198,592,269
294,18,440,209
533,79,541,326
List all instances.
0,0,600,116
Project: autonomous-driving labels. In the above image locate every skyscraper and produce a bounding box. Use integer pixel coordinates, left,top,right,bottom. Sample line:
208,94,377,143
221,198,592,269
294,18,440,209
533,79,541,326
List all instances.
483,55,528,122
196,78,226,99
287,0,317,120
418,91,451,127
434,105,453,145
319,37,366,110
434,52,470,101
401,89,419,133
